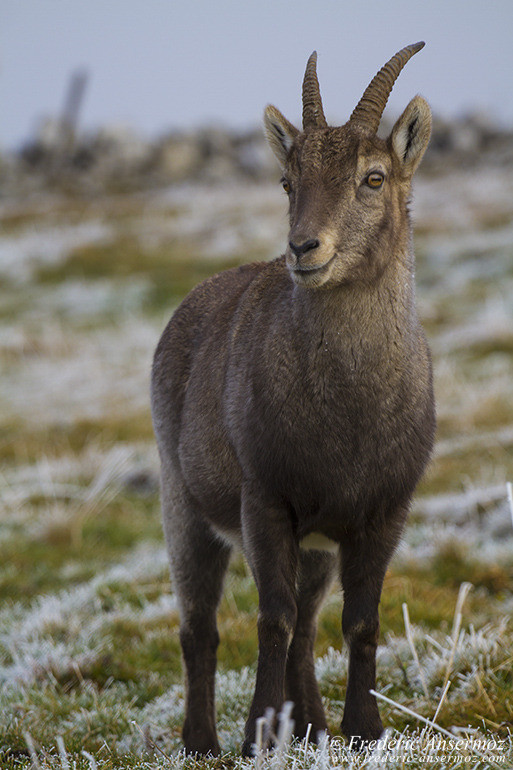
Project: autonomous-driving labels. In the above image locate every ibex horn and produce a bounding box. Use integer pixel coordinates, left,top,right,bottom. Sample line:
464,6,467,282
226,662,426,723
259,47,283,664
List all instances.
302,51,328,131
349,42,425,133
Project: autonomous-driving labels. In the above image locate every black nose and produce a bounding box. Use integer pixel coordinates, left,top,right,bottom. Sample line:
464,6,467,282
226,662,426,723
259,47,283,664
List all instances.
289,238,320,258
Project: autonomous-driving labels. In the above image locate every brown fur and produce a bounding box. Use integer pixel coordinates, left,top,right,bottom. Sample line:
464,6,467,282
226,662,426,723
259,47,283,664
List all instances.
151,51,435,756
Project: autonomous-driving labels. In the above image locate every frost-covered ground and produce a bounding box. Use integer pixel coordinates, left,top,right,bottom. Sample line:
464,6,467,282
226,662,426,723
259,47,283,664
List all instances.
0,164,512,768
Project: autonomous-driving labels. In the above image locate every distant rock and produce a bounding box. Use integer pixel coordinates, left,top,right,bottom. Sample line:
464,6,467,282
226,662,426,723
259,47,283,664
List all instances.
8,112,513,196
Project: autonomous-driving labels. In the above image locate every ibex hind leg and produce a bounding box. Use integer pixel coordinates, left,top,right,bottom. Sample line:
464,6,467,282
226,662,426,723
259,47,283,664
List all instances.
286,549,337,739
161,466,231,756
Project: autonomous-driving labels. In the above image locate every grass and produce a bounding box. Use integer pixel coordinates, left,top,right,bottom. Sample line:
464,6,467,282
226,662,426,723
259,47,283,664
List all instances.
0,495,162,604
1,173,512,767
0,414,155,465
418,442,513,496
35,235,254,313
1,482,511,763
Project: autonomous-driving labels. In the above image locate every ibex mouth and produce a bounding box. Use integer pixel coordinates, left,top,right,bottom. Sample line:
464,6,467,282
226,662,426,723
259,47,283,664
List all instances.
290,253,337,283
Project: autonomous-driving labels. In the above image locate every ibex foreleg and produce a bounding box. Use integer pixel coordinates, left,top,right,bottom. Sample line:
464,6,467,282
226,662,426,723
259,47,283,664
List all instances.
240,485,299,756
340,509,407,747
286,549,337,738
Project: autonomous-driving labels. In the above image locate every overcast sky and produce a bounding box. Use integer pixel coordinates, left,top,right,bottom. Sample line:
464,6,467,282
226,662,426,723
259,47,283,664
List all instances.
1,0,512,150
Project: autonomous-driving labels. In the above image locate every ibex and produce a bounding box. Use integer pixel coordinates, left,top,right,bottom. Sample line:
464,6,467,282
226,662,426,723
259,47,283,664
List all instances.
151,42,435,756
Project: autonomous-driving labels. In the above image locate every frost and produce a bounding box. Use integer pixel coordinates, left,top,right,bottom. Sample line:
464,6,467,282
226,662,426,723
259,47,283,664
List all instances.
0,221,112,281
2,168,513,767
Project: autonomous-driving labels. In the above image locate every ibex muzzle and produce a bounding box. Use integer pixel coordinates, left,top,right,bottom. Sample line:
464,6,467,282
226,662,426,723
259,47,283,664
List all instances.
288,238,320,259
152,41,435,757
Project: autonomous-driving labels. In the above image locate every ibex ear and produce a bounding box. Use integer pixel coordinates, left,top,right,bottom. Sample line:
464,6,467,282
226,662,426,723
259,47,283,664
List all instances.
264,105,299,168
391,95,431,175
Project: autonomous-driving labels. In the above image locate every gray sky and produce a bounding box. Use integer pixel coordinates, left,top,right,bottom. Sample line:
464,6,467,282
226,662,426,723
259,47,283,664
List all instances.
1,0,512,150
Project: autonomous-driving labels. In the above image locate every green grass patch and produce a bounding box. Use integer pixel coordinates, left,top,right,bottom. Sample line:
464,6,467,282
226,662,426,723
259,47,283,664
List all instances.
0,413,154,464
0,193,173,233
0,495,162,604
50,617,182,694
35,236,251,313
0,679,144,758
315,569,496,649
463,333,513,359
429,543,513,592
470,394,513,431
417,440,513,496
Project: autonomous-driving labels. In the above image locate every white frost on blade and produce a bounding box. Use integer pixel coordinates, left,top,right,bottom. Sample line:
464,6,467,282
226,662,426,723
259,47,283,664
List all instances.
396,518,513,569
0,543,171,687
376,617,511,702
0,442,159,554
315,645,347,686
1,317,160,424
121,666,256,756
419,619,510,696
413,485,508,521
2,442,157,495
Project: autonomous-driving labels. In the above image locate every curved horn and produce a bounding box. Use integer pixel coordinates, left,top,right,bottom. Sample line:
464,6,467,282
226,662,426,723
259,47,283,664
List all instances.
349,42,425,133
302,51,328,131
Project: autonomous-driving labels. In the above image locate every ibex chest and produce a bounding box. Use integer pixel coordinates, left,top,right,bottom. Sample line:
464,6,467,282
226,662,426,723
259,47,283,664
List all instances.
231,337,431,521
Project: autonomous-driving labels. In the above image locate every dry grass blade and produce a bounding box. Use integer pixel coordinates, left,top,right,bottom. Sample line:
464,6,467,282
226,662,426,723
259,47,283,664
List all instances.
131,720,171,763
370,689,491,762
451,582,473,641
81,752,99,770
402,602,429,698
315,731,330,770
255,716,267,770
56,736,69,770
23,732,42,770
303,722,312,762
275,700,295,753
443,582,473,689
431,678,451,723
69,448,133,547
473,672,497,716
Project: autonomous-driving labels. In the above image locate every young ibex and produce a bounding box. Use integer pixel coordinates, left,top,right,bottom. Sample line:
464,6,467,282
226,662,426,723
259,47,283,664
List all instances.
151,42,435,755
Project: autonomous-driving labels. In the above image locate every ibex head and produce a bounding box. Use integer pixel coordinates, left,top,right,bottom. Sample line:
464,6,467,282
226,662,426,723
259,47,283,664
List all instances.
264,43,431,288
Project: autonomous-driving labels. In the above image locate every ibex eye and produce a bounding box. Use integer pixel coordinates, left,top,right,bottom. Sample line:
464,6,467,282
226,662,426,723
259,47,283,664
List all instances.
366,172,384,189
281,179,291,194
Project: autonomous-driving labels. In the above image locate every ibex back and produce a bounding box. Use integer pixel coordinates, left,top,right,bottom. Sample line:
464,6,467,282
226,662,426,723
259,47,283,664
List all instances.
151,42,435,756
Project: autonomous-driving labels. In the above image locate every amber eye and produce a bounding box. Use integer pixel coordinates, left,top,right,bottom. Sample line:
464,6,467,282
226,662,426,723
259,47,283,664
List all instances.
281,179,291,194
366,172,384,189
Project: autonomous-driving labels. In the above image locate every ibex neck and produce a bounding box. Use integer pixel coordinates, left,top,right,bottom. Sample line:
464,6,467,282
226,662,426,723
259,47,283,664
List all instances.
291,254,417,350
